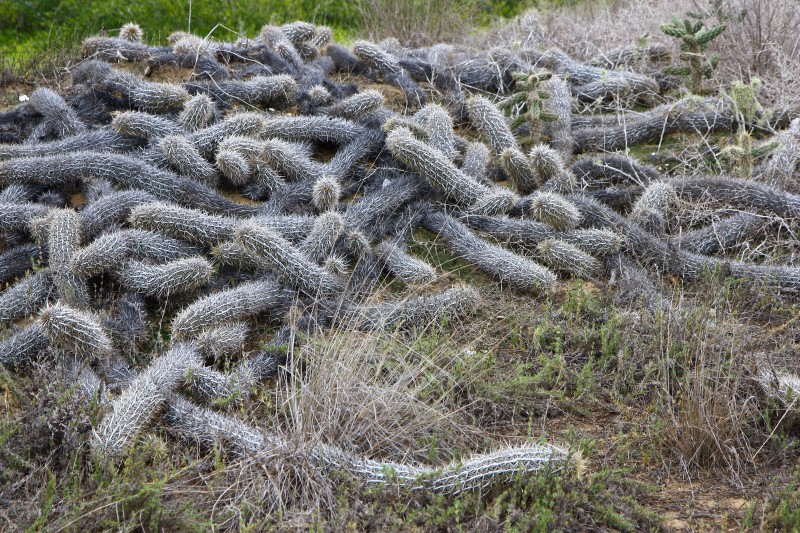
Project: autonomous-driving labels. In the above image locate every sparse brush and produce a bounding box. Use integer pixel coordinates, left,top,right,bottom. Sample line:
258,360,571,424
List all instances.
117,257,213,299
177,94,216,132
39,302,112,359
29,87,86,138
524,191,582,231
318,90,385,120
47,209,89,308
0,322,50,369
536,239,603,279
129,202,237,246
299,211,345,263
468,96,517,155
374,240,438,286
421,210,556,294
236,224,342,297
312,176,340,212
171,279,292,339
112,111,184,139
159,135,217,185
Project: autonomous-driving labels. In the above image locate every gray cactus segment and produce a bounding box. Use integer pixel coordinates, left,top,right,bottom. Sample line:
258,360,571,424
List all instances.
632,182,676,216
0,322,50,368
128,202,237,246
307,85,333,107
0,152,258,216
0,184,38,203
524,192,582,231
162,394,568,493
171,279,291,339
248,215,317,242
189,113,265,159
119,22,143,42
191,75,297,107
460,215,558,253
0,244,46,284
195,323,248,361
187,365,240,403
500,147,538,194
299,212,345,263
93,343,202,455
670,177,800,219
573,99,736,153
79,190,157,241
260,138,325,181
674,213,768,255
536,239,603,279
236,224,342,297
99,70,189,112
262,116,366,145
112,111,185,139
211,242,271,272
420,104,457,160
177,94,216,132
605,254,671,312
467,96,517,155
374,240,438,285
117,257,213,299
322,129,384,181
311,176,341,213
562,228,623,256
571,155,660,189
215,149,251,186
0,269,54,323
569,193,800,293
421,210,557,294
29,87,86,138
386,129,497,209
0,203,50,233
353,40,401,75
47,209,89,308
38,302,112,358
542,76,574,159
159,135,217,185
460,142,491,184
317,90,385,120
81,36,156,62
0,128,141,160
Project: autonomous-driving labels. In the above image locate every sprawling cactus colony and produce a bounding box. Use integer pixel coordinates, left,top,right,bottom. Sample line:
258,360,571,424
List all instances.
2,18,799,512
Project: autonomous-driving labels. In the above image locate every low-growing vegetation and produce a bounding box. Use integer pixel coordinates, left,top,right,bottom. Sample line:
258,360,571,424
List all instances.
2,0,800,530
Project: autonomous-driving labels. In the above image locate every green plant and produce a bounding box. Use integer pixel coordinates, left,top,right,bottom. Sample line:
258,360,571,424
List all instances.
660,14,726,93
499,70,559,145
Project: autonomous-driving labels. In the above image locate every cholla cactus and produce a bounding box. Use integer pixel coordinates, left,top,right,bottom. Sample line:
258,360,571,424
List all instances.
318,90,385,120
159,135,217,186
195,322,248,361
353,40,401,75
39,302,112,359
352,286,477,331
260,138,324,181
0,128,139,161
468,96,517,155
0,322,50,368
93,343,202,456
119,22,143,43
0,202,50,233
47,209,89,308
542,76,574,159
420,104,457,160
374,240,438,286
307,85,333,107
262,116,365,145
112,111,184,139
190,113,264,159
0,243,46,284
422,211,556,294
29,87,86,138
102,70,189,112
526,192,582,231
129,202,237,246
562,228,624,256
312,175,340,212
674,212,766,255
0,270,54,323
299,211,345,263
236,224,341,297
461,142,491,183
632,182,677,216
386,128,495,209
528,144,575,192
500,147,538,194
177,94,216,132
537,239,603,279
171,279,291,339
118,257,213,299
79,190,157,240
